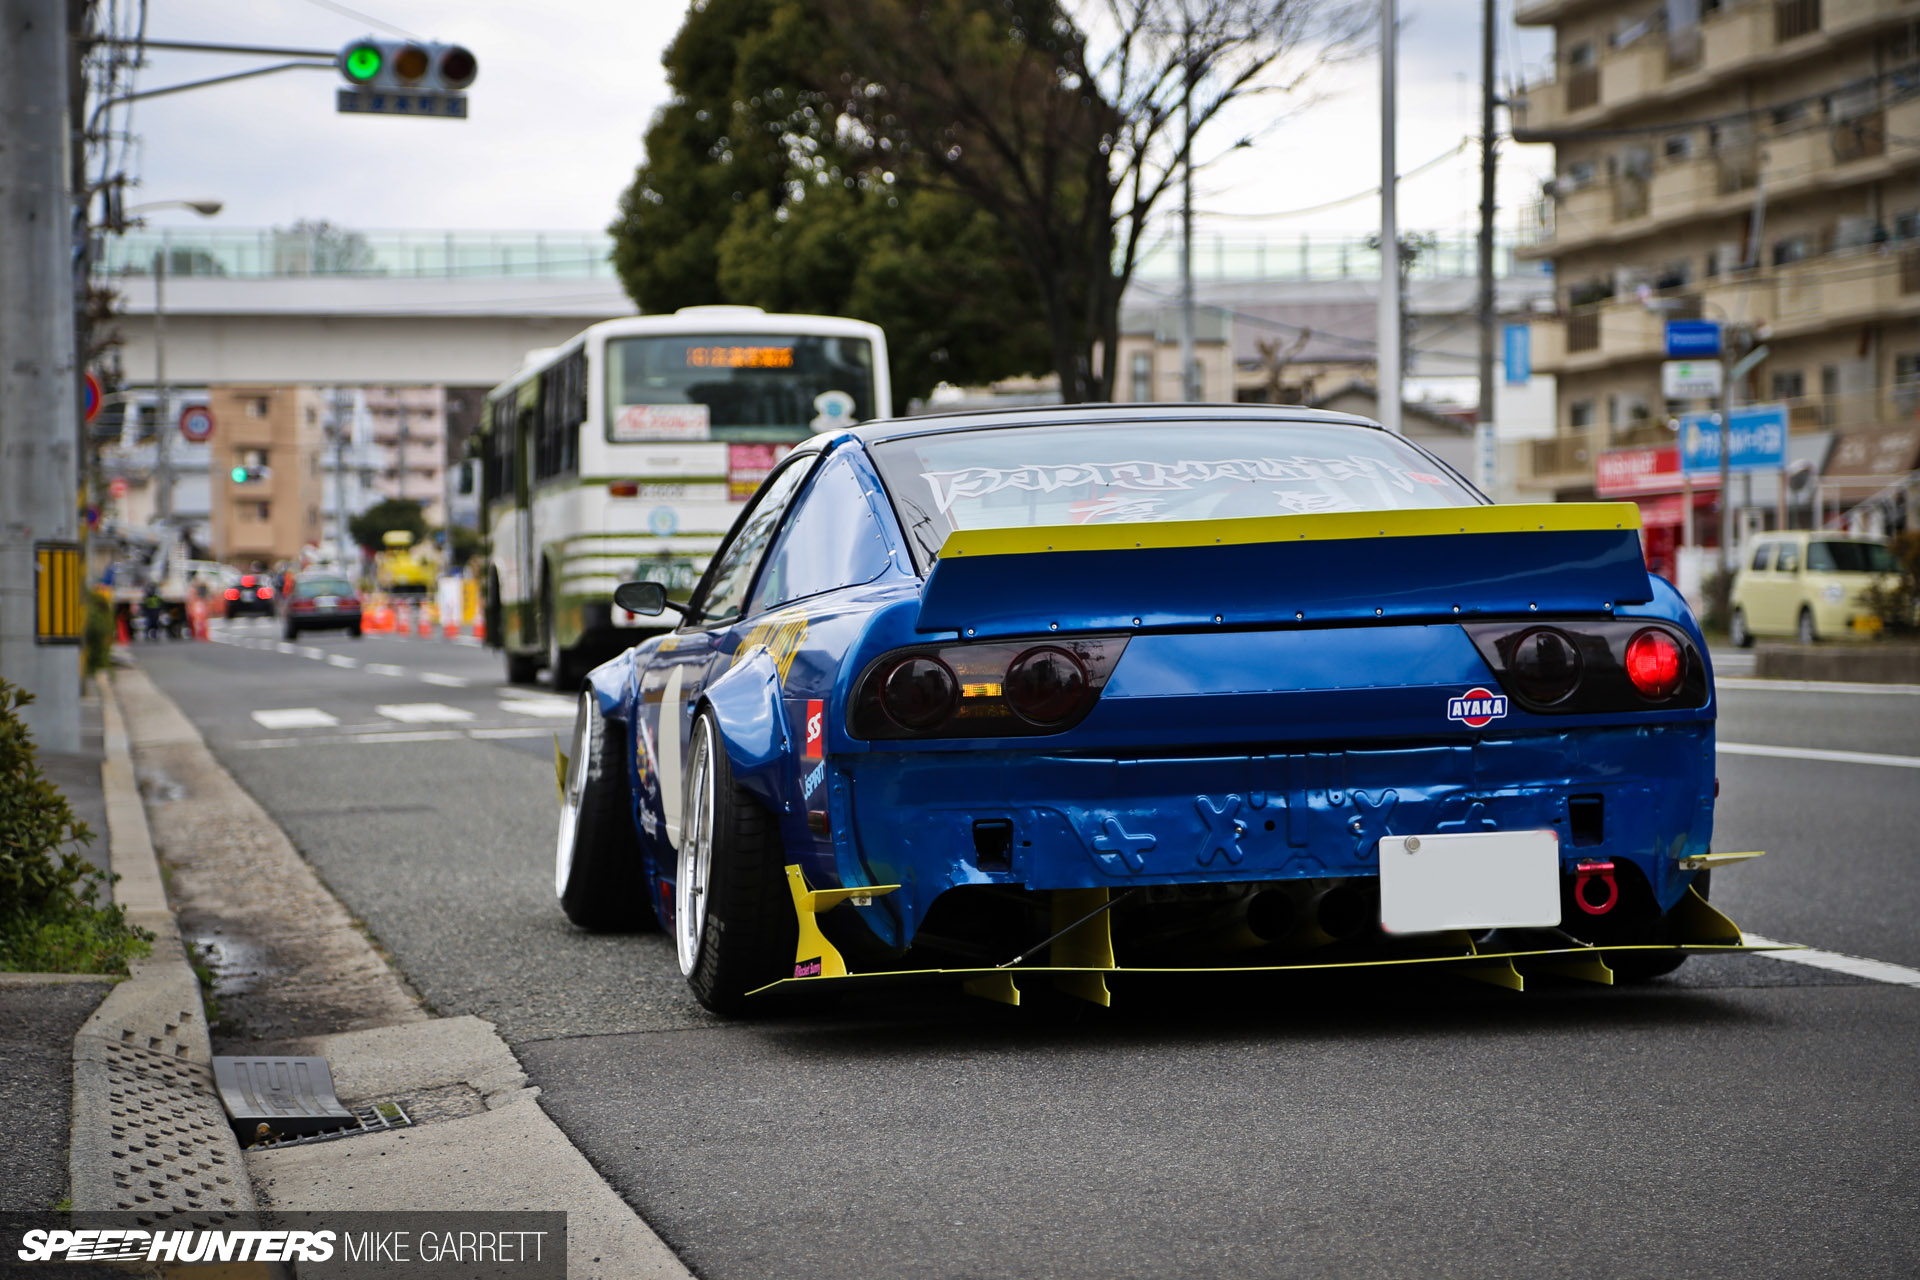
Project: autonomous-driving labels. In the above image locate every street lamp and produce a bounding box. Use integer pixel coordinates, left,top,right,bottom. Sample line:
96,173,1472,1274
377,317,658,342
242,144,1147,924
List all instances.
124,199,223,529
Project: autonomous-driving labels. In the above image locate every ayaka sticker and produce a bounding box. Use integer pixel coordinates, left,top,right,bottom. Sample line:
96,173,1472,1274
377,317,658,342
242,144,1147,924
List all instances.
1448,687,1509,728
804,699,824,758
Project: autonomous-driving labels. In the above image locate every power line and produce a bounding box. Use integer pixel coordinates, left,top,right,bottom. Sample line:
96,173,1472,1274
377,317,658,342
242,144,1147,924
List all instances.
1189,138,1476,221
296,0,420,40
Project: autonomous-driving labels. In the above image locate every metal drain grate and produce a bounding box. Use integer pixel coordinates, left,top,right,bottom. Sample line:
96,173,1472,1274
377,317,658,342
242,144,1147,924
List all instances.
248,1101,412,1149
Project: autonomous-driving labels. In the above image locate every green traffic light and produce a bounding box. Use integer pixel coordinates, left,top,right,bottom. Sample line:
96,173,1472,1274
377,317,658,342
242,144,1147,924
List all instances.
231,466,248,483
343,42,383,83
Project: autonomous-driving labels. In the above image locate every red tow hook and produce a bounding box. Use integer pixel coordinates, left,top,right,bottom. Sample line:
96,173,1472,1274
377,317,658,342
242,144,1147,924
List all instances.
1573,859,1619,915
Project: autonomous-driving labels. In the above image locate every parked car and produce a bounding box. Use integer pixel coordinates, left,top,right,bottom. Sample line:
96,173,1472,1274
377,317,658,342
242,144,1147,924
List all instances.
1729,533,1899,645
282,572,363,639
552,404,1764,1015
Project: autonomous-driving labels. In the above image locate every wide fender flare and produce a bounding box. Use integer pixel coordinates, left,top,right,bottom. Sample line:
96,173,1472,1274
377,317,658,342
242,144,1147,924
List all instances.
584,657,629,721
699,646,792,817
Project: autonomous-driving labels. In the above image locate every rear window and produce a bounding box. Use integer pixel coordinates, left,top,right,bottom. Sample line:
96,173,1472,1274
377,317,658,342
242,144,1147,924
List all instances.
295,577,353,598
1807,540,1898,573
870,419,1478,567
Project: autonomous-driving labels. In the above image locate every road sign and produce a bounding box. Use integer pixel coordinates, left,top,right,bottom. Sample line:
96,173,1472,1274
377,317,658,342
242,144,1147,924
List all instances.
1665,319,1723,358
1680,403,1788,475
1661,358,1723,398
337,88,469,117
84,372,102,423
110,476,128,499
1503,324,1531,385
179,404,215,443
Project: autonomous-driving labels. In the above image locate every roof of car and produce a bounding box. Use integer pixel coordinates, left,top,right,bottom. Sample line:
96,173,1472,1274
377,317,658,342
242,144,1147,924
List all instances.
846,402,1384,446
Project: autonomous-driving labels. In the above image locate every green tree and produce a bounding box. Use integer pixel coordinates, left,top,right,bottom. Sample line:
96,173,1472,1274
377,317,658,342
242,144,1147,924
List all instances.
348,498,427,554
608,0,1053,409
817,0,1369,401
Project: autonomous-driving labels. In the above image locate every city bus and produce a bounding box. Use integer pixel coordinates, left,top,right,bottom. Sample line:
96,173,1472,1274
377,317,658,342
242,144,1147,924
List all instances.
480,307,891,687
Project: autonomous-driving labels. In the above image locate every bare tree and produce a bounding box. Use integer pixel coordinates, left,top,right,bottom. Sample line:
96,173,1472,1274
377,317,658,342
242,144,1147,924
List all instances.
820,0,1369,401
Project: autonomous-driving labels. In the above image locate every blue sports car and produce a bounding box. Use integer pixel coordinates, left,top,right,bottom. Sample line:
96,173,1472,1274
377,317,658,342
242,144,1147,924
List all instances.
554,405,1767,1013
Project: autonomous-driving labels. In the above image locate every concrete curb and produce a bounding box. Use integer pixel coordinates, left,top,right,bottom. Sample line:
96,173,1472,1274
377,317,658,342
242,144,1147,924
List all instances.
69,672,256,1216
1754,642,1920,684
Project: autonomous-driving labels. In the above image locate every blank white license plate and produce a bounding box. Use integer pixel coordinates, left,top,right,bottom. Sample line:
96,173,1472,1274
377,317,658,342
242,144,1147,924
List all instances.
316,596,339,608
1378,829,1562,934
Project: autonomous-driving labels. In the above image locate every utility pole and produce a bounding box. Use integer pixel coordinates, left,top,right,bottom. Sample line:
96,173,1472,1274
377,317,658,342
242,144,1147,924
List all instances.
153,246,173,522
1474,0,1499,493
1377,0,1402,434
1,0,83,750
1178,28,1197,402
331,388,352,567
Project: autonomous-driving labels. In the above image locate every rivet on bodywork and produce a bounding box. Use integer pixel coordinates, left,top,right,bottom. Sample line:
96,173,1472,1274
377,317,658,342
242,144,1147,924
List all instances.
965,628,975,636
1529,602,1538,610
1132,617,1142,626
1049,622,1058,631
1374,607,1383,616
1213,615,1222,623
1294,611,1304,620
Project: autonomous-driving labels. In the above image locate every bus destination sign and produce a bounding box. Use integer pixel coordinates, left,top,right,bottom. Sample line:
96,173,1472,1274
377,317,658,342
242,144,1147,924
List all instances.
685,345,795,369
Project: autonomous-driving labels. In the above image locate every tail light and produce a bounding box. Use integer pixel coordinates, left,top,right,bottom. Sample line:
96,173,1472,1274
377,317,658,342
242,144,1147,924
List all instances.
1625,628,1685,699
852,635,1128,740
256,587,274,600
224,588,240,601
1506,628,1582,705
290,599,315,612
1464,619,1705,713
608,481,640,497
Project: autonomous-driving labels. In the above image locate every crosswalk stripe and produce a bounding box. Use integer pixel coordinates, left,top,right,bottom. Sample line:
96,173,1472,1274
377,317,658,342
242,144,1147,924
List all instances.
366,663,407,677
498,694,576,718
328,655,359,668
375,702,476,724
250,707,340,729
420,672,470,688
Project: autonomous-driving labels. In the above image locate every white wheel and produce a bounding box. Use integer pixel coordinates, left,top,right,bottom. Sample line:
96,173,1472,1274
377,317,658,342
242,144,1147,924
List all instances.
1729,607,1752,648
554,695,593,898
675,716,717,975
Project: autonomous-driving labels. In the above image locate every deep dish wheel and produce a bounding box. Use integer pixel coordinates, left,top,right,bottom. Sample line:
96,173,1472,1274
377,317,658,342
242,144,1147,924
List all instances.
677,709,794,1014
555,692,652,931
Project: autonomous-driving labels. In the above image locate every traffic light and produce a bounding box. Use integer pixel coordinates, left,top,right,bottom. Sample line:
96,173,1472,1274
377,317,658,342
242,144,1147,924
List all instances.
337,37,477,118
230,465,270,484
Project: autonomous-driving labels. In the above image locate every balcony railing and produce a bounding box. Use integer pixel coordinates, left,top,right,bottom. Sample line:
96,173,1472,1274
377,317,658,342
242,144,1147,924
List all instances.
1902,248,1920,295
1528,431,1598,481
1774,0,1822,42
1567,310,1600,352
1566,67,1600,112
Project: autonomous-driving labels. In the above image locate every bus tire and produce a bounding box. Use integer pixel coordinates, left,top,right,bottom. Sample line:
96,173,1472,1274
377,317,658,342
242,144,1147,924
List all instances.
506,648,540,684
556,692,652,931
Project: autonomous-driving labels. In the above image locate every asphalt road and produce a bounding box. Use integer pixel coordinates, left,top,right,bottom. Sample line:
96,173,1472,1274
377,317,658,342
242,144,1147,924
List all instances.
136,620,1920,1278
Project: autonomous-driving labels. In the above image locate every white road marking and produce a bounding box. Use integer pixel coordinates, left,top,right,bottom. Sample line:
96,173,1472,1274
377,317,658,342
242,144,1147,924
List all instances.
452,635,483,647
365,663,407,677
274,642,297,654
349,729,467,745
1717,677,1920,696
327,654,360,668
468,726,555,739
299,646,326,660
1745,935,1920,988
1716,741,1920,770
376,702,476,724
419,672,470,688
249,707,340,730
498,693,578,718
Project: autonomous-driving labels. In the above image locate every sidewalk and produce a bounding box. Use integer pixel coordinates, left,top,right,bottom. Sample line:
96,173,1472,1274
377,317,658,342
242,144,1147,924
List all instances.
13,663,691,1277
1,684,112,1214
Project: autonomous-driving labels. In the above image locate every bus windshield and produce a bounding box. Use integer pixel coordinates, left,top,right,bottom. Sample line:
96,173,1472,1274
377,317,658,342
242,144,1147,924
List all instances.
605,334,876,442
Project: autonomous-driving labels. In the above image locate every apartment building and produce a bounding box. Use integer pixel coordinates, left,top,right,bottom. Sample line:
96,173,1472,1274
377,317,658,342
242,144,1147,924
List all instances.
361,386,448,525
207,386,326,566
1513,0,1920,557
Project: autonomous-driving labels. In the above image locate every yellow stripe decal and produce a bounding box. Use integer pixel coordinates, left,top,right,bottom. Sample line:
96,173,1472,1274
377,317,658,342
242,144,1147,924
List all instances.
938,502,1643,559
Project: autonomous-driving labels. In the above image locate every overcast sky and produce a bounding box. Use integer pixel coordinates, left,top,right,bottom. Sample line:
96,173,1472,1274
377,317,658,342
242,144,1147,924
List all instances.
124,0,1552,244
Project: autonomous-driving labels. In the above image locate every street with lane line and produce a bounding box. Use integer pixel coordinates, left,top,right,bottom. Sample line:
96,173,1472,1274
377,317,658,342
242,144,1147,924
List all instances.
131,631,1920,1278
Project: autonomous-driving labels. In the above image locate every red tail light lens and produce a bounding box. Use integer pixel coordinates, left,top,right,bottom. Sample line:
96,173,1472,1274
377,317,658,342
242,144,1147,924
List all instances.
880,657,959,729
608,481,640,497
1625,629,1685,699
224,588,240,601
1507,627,1582,705
256,587,273,600
1005,646,1088,725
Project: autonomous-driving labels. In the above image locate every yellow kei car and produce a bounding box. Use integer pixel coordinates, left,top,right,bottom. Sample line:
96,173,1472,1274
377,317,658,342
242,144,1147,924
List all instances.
1728,532,1899,645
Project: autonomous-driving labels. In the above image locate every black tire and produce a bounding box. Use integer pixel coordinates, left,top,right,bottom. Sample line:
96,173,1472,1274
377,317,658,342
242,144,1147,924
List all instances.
556,693,653,931
348,622,363,639
1797,607,1818,645
505,648,541,684
1607,870,1711,982
283,620,299,641
1729,607,1753,648
678,709,794,1015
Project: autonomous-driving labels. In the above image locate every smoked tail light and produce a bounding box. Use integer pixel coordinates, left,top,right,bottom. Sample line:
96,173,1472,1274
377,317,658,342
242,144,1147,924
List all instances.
1463,619,1706,713
851,635,1129,740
